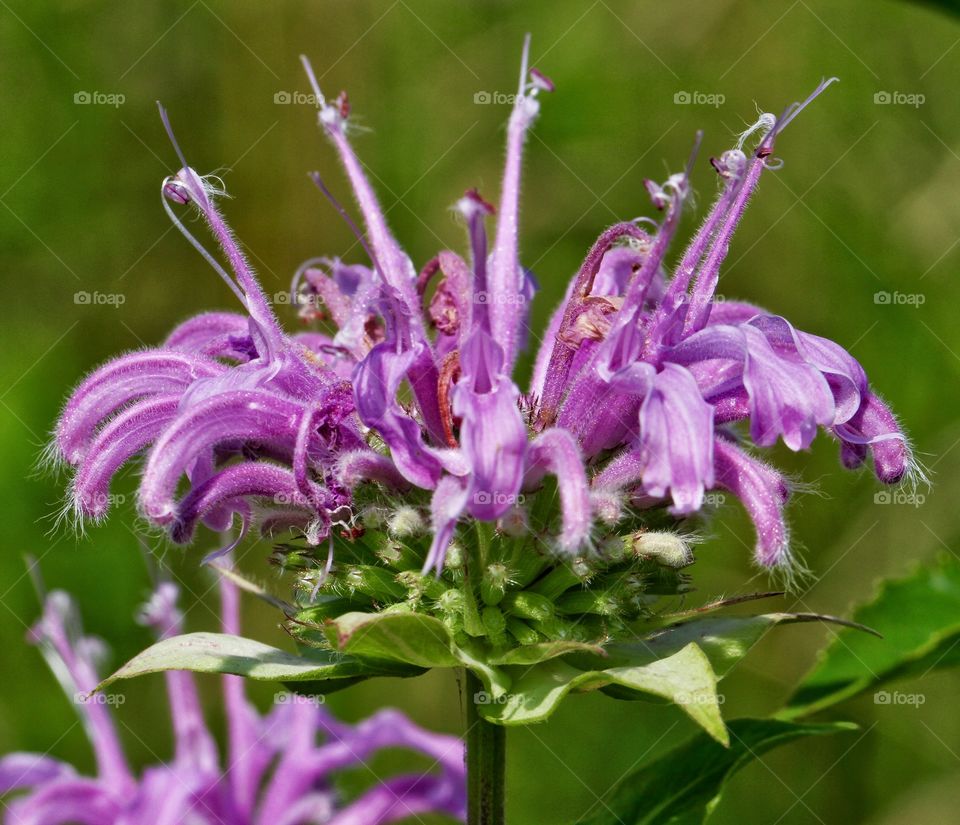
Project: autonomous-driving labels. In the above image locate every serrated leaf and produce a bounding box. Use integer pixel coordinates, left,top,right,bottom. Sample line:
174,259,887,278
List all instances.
325,611,513,698
97,632,416,693
600,612,875,680
785,555,960,717
488,640,605,666
479,642,728,744
323,611,462,667
576,718,855,825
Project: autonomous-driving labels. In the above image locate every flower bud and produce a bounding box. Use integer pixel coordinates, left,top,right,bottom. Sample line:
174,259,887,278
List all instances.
630,531,696,569
480,563,511,606
497,506,528,538
387,506,425,538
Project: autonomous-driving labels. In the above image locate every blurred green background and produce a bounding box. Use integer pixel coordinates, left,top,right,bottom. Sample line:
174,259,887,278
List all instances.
2,0,960,822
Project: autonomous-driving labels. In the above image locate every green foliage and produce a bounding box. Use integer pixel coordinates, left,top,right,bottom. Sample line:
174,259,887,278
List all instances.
576,719,856,825
784,554,960,717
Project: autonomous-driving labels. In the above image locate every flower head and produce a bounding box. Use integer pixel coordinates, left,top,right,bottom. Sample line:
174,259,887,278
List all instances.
51,37,917,584
1,577,465,824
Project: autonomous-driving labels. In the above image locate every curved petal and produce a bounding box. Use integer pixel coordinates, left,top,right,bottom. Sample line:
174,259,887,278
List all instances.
525,428,591,551
638,364,715,513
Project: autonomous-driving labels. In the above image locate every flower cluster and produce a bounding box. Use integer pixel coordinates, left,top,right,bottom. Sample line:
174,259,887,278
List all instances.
51,37,915,581
0,578,465,824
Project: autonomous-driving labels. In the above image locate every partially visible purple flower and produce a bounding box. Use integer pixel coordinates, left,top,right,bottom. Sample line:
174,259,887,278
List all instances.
0,578,465,824
50,36,919,577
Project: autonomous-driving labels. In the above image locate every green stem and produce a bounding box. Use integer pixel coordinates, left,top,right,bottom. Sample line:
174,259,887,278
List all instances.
463,669,506,825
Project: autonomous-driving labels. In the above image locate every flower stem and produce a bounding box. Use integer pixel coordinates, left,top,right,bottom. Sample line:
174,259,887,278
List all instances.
463,669,506,825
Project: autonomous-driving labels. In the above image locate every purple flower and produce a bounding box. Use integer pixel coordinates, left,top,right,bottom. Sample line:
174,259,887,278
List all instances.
52,37,918,575
0,578,465,824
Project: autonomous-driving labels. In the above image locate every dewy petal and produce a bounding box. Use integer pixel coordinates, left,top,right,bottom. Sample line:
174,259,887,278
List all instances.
454,331,528,520
488,35,551,370
423,475,469,574
4,777,121,825
525,428,591,552
638,363,715,513
740,324,834,450
352,343,443,490
835,391,913,484
714,437,791,567
667,323,836,451
139,390,315,523
0,754,75,793
336,449,409,490
164,311,251,354
748,315,868,425
171,462,333,544
70,395,179,520
55,351,224,466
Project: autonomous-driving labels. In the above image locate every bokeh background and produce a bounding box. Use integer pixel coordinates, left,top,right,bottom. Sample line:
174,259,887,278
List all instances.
2,0,960,822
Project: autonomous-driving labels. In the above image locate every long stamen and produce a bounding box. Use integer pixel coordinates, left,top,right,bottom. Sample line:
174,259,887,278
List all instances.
300,55,422,335
488,34,553,370
158,103,283,352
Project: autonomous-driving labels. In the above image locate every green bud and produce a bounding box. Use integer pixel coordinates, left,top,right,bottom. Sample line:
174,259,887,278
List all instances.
530,615,590,642
506,617,540,646
510,548,550,588
502,591,554,622
530,562,590,600
480,563,511,606
482,605,508,647
556,588,622,617
342,565,407,601
396,570,449,600
445,541,465,571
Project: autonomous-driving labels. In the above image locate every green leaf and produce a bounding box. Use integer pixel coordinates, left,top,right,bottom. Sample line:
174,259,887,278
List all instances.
600,612,876,680
97,632,417,693
785,555,960,717
323,611,513,697
323,611,462,667
488,640,605,666
479,642,728,744
577,718,855,825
